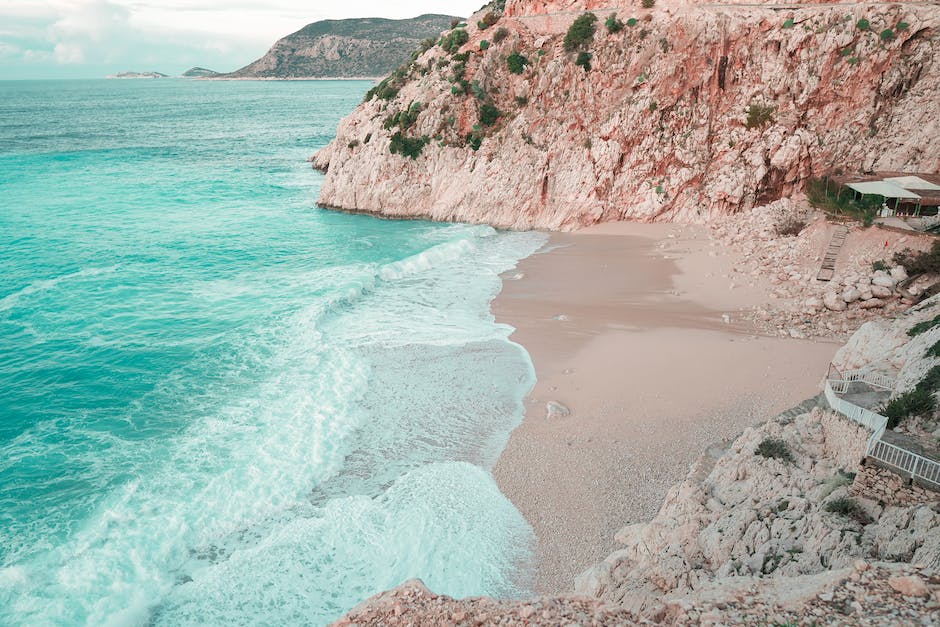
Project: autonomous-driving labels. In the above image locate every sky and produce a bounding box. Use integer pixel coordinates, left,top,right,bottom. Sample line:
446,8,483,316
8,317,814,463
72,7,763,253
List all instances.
0,0,484,79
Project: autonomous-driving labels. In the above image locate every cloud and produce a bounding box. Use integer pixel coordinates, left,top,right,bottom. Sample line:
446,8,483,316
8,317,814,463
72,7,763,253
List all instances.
0,0,485,78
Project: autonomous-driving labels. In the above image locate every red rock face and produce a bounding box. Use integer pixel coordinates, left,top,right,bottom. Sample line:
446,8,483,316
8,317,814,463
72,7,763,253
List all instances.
315,2,940,230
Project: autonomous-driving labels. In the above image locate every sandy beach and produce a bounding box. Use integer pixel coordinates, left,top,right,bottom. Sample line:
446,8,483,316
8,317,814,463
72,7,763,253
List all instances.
492,222,842,594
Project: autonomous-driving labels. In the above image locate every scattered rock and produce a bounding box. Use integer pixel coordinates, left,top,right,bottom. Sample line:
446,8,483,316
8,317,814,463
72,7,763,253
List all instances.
546,401,571,420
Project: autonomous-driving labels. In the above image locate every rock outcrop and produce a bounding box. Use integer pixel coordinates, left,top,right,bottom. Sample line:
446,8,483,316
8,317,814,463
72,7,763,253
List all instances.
220,15,459,79
315,1,940,230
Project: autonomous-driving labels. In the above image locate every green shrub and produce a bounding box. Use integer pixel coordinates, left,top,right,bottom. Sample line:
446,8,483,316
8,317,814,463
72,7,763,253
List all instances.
897,21,909,30
745,103,776,129
926,339,940,359
507,52,529,74
440,29,470,54
479,103,501,126
465,127,484,151
389,133,429,159
514,95,529,106
882,387,935,429
871,260,890,272
606,14,625,32
649,101,658,112
564,12,598,51
471,80,487,100
783,18,794,29
575,51,593,71
626,17,638,27
857,18,870,31
895,241,940,276
492,27,510,43
805,177,881,225
479,40,490,50
477,11,499,30
825,497,872,525
880,28,896,41
755,438,793,463
907,314,940,337
642,0,655,8
347,140,359,149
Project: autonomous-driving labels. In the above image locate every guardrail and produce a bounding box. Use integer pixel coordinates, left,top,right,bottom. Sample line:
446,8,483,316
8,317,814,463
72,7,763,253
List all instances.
824,369,940,491
869,439,940,489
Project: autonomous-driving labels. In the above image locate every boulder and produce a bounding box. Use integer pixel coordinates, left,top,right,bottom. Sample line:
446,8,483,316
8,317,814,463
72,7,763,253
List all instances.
872,275,897,289
890,266,909,282
888,575,930,598
824,293,847,312
859,298,885,309
842,288,862,304
871,285,894,299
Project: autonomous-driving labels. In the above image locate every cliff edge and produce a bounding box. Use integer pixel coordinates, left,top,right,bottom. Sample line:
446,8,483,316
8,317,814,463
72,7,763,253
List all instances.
314,0,939,230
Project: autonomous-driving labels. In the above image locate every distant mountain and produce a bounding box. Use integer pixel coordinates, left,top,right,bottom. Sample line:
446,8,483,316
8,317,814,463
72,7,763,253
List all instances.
107,71,168,79
182,67,220,78
218,14,459,79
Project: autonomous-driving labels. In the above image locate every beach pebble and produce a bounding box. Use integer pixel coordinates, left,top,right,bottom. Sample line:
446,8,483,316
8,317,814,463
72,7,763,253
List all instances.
546,401,571,420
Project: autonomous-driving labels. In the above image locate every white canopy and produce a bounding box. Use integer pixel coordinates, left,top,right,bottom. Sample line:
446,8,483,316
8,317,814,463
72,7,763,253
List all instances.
847,181,922,200
884,176,940,192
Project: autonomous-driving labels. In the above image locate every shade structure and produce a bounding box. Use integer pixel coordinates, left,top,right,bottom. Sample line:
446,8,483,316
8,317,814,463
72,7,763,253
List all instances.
884,176,940,192
847,181,922,199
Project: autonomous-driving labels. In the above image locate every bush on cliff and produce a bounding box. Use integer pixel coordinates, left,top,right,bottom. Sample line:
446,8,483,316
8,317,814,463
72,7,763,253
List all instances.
492,27,510,44
755,438,793,463
745,103,776,129
894,241,940,277
575,52,593,72
478,12,499,30
479,103,501,126
564,12,598,52
440,29,469,54
857,18,870,31
825,497,872,525
882,388,935,429
507,52,529,74
606,14,625,33
389,133,429,159
642,0,656,8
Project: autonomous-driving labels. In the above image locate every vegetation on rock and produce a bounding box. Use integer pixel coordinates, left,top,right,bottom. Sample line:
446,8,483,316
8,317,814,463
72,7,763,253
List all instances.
440,29,470,54
564,13,598,52
895,241,940,277
755,437,793,463
507,52,529,74
606,14,625,33
389,133,429,159
745,103,776,129
806,177,881,226
824,497,873,525
575,52,593,72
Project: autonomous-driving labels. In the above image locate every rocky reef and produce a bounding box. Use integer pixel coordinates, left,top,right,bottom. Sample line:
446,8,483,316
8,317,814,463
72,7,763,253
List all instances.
314,0,939,230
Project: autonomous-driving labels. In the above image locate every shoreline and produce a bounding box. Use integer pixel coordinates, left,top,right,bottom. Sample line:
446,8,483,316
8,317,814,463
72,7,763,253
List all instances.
491,221,842,594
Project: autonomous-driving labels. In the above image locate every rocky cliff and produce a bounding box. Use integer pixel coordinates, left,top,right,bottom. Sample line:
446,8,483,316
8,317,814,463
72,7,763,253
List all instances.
314,1,940,230
220,15,459,79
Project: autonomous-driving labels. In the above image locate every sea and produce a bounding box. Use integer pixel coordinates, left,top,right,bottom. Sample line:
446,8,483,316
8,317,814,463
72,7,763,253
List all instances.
0,79,546,625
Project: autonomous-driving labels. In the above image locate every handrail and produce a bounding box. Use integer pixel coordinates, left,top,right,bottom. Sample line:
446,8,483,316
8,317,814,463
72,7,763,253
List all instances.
824,374,940,491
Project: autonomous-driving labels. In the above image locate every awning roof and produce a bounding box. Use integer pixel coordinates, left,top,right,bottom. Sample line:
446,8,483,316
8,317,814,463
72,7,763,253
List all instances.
847,181,922,200
884,176,940,192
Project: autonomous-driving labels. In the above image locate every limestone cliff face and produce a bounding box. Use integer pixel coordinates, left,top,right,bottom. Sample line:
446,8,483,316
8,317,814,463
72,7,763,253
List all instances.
315,1,939,230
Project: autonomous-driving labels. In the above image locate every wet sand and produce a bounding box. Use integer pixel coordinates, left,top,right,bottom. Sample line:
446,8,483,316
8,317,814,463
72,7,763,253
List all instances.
492,221,840,594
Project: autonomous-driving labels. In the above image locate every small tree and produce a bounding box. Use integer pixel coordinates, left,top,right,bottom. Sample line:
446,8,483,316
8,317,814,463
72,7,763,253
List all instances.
564,12,598,51
642,0,656,8
507,52,529,74
440,29,470,54
478,11,499,30
492,27,510,43
606,14,625,32
480,103,501,126
857,18,870,31
745,103,776,129
575,51,593,71
479,40,490,50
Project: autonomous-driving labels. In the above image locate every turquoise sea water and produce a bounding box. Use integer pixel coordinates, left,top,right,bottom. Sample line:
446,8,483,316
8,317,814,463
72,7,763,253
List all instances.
0,79,545,625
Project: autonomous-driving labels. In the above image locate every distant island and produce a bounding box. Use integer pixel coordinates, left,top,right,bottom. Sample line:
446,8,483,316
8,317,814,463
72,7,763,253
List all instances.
106,71,168,79
216,14,459,80
182,67,220,78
